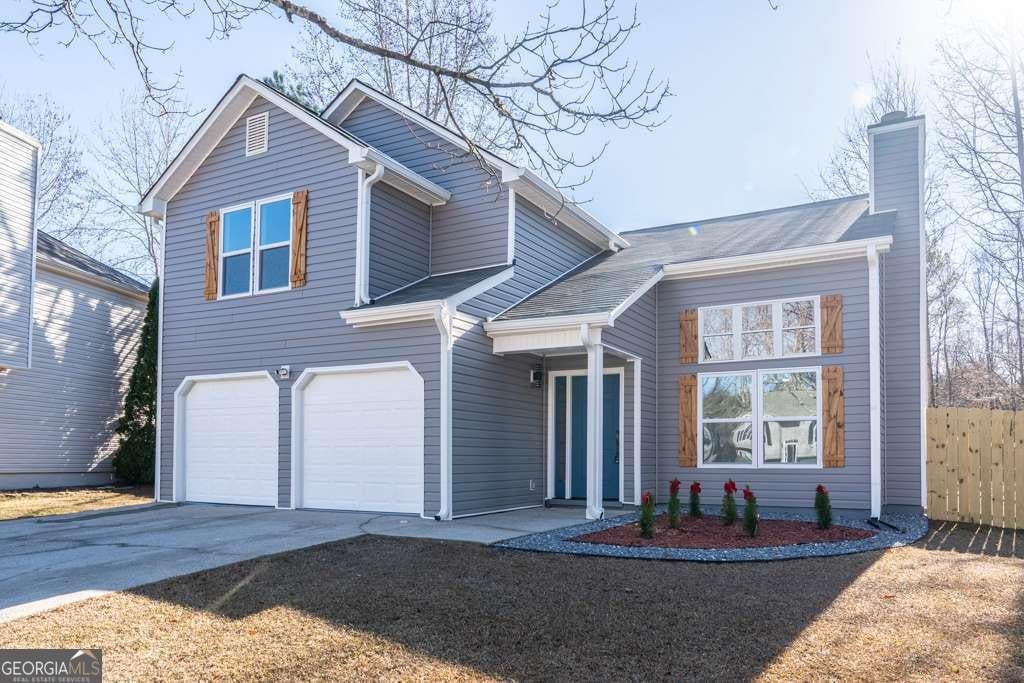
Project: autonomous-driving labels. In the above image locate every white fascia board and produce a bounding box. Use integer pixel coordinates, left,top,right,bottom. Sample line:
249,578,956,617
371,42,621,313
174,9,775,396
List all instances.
138,75,436,218
661,236,894,280
0,120,42,149
608,269,664,324
502,167,630,251
484,312,612,336
349,146,451,206
447,266,514,308
35,257,149,302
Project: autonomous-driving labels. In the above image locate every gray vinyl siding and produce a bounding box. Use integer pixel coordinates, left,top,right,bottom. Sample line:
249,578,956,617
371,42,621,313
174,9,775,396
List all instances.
874,124,924,506
657,260,872,510
462,196,602,318
451,317,544,516
603,288,658,504
0,127,37,369
368,181,430,298
339,98,508,273
0,267,144,488
159,96,442,514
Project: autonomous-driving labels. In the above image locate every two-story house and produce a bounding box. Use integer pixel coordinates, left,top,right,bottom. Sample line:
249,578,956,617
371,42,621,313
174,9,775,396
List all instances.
0,120,148,488
140,76,925,521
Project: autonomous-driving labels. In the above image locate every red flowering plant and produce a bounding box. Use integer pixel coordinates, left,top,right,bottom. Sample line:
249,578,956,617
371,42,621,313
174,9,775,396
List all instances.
639,490,655,538
721,479,738,526
814,484,832,529
689,481,703,518
742,486,759,536
667,478,682,529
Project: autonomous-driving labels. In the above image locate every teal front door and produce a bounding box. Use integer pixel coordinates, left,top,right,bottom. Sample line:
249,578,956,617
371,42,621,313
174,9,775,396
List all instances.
553,373,620,501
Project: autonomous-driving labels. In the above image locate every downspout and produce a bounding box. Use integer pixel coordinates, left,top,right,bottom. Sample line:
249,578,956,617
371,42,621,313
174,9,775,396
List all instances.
433,304,454,520
355,163,384,306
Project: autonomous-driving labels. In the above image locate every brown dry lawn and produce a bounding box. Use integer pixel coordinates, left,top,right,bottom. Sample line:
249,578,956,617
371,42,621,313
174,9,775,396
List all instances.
0,486,152,521
3,521,1024,681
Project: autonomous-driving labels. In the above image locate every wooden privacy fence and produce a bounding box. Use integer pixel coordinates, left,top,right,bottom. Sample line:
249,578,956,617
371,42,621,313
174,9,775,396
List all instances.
927,407,1024,529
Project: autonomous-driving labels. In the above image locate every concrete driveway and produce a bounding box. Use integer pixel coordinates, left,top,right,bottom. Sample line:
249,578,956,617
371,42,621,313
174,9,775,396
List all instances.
0,502,613,623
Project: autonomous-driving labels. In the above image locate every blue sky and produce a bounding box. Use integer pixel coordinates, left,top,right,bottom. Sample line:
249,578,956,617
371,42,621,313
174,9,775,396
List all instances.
2,0,955,231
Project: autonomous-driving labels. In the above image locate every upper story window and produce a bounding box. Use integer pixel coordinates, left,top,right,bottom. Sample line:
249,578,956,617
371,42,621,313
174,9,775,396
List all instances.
219,195,292,299
699,296,820,363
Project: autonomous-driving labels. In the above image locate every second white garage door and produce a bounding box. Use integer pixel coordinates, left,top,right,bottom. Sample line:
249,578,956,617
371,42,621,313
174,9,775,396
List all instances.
295,364,424,513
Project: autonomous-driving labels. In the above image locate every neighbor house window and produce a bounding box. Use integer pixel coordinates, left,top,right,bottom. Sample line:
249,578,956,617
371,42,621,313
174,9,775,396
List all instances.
700,297,820,362
699,367,821,467
219,194,292,298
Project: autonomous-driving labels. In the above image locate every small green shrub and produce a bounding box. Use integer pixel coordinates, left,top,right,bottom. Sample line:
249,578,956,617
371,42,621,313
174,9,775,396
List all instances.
689,481,702,518
815,484,832,529
742,485,759,537
667,478,682,528
722,479,738,525
639,491,655,538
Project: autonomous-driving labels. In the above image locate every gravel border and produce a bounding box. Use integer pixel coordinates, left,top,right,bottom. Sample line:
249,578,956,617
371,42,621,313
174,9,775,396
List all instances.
494,507,929,562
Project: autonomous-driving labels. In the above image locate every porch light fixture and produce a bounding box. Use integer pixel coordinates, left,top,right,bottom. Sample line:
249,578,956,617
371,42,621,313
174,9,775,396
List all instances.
530,365,544,388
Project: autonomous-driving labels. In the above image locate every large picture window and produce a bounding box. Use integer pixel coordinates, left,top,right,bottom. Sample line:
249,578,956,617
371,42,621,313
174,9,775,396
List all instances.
699,367,821,468
699,297,820,363
219,194,293,298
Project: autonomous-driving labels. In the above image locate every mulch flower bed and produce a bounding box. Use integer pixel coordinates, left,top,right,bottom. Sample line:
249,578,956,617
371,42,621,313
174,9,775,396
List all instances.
573,513,876,549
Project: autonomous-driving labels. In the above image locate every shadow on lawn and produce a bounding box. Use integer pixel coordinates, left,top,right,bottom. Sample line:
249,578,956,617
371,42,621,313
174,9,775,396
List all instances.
128,535,881,681
920,520,1024,559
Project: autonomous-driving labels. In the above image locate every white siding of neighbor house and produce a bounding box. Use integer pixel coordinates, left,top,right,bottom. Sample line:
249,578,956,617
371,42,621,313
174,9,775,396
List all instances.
0,266,144,488
0,125,38,370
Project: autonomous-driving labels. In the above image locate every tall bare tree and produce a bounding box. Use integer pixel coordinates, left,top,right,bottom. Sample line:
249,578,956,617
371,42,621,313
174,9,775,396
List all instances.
935,25,1024,408
84,91,194,280
1,0,670,192
0,86,90,238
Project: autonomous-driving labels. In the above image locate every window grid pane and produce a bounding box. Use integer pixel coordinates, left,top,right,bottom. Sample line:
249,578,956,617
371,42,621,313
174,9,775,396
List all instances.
259,198,291,246
259,245,289,290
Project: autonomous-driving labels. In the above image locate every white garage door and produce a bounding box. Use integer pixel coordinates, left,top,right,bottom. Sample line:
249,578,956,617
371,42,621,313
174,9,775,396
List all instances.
182,374,278,506
297,365,423,513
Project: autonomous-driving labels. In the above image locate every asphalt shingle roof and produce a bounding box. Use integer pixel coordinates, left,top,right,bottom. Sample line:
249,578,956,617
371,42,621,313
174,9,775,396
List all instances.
357,264,511,308
497,195,894,321
36,231,149,294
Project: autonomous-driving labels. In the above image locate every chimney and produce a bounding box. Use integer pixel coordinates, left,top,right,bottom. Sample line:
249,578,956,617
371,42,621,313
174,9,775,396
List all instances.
867,111,926,511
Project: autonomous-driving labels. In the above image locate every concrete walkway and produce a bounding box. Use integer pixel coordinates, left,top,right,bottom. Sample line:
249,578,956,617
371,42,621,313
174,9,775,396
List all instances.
0,503,620,623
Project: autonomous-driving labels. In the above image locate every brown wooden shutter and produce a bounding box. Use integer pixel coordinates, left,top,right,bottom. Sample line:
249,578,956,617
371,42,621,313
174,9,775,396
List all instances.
678,374,698,467
290,189,309,288
204,211,220,301
822,366,845,467
821,294,843,354
679,309,698,364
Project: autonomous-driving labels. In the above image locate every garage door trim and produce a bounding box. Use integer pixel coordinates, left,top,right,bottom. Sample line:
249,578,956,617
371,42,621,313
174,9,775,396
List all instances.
289,361,424,515
172,370,279,503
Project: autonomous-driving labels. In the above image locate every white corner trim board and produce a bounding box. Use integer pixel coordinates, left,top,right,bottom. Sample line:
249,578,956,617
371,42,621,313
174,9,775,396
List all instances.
867,244,883,518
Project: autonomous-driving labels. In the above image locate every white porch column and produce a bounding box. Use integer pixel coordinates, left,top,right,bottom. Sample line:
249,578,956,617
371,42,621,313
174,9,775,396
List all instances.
583,325,605,520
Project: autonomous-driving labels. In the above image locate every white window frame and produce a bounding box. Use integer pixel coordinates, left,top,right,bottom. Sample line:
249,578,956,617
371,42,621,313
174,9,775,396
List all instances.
254,194,293,295
217,194,293,300
218,202,255,300
696,366,822,469
698,295,821,364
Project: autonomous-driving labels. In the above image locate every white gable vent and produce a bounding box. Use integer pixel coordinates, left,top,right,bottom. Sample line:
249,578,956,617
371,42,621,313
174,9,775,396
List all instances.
245,112,269,156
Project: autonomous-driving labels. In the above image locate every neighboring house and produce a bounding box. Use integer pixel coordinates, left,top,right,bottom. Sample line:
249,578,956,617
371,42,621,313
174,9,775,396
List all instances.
0,120,148,489
140,75,924,520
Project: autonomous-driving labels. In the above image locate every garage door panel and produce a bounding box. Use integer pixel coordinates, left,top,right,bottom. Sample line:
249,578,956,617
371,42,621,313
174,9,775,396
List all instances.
182,375,278,506
299,367,423,514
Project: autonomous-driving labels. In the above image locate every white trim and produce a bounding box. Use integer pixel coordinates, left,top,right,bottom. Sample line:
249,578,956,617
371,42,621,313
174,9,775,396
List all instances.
172,370,278,503
434,308,454,519
355,163,385,305
254,194,294,294
429,262,510,278
340,267,514,329
633,358,642,505
663,236,893,281
507,188,516,264
155,218,166,502
609,270,664,323
584,332,604,519
288,362,425,516
348,146,450,206
217,202,254,299
322,80,626,251
138,75,444,218
696,367,823,469
546,367,625,507
697,295,821,365
26,139,40,370
244,112,269,156
0,120,42,149
868,245,882,517
34,259,148,302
